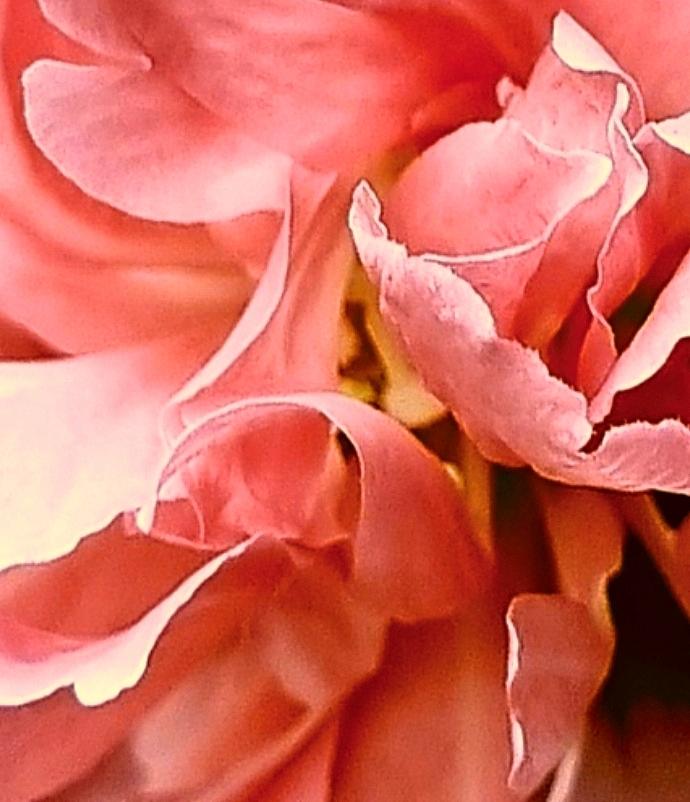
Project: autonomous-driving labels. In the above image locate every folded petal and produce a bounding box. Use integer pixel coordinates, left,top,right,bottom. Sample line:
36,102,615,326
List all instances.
0,333,223,572
141,392,487,623
23,59,295,223
506,485,622,796
0,535,293,801
164,168,344,437
384,119,611,335
350,182,690,494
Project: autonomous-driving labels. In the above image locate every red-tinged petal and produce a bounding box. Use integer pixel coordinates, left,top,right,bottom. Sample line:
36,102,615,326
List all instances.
141,393,487,623
22,59,295,223
350,181,690,494
0,333,220,572
35,0,149,65
589,252,690,423
247,721,339,802
618,495,690,620
506,595,609,797
384,119,610,334
333,606,519,802
506,486,622,796
0,536,294,802
129,564,384,801
0,217,253,353
549,705,690,802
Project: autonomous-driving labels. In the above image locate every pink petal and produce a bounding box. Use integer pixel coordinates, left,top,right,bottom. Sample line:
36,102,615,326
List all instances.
129,563,384,800
0,217,253,353
1,0,224,262
0,535,294,801
506,486,622,796
333,605,518,802
350,181,690,494
22,59,295,223
501,12,644,152
0,334,220,572
30,0,499,193
384,118,611,335
589,251,690,423
163,168,344,437
140,393,487,623
248,721,339,802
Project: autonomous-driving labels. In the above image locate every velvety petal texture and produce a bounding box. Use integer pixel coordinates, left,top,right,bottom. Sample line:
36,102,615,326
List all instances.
349,12,690,496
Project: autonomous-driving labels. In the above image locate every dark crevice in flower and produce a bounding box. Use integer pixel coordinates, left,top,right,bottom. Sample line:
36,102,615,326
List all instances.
495,468,558,594
412,414,460,464
601,535,690,726
652,491,690,529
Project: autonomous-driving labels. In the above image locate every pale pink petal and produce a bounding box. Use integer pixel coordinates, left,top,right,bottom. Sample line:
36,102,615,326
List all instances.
501,12,644,152
0,535,294,801
1,1,224,262
384,119,610,335
22,59,294,223
31,0,502,187
140,393,487,623
350,182,690,494
506,486,622,796
0,536,262,707
0,333,220,572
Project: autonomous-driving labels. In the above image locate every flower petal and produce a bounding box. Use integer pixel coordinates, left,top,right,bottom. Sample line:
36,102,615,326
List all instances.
350,181,690,494
22,59,294,223
506,486,622,795
0,333,221,572
140,393,487,622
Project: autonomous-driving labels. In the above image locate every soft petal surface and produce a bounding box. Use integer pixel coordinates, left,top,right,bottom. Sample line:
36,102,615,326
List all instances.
0,535,294,801
140,392,487,622
506,486,622,796
333,603,519,802
350,182,690,494
0,334,219,572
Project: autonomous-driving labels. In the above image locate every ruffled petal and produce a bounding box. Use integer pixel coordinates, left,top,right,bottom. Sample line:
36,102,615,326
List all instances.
140,392,488,623
506,486,622,796
350,182,690,494
384,118,611,335
0,535,293,801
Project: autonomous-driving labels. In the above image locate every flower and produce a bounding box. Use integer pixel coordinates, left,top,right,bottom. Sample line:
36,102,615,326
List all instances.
2,1,690,801
350,11,690,495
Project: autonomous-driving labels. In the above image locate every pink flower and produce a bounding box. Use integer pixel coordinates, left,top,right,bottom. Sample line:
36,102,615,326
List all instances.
350,11,690,495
